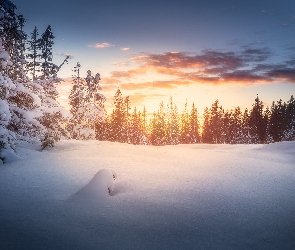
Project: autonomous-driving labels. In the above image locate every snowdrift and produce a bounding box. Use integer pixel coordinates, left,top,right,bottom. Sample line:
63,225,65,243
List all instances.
70,168,117,200
0,140,294,250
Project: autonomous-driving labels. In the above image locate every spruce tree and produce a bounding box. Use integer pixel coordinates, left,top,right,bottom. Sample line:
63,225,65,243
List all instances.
284,95,295,140
202,100,223,143
109,88,126,142
39,25,57,79
166,97,179,145
249,95,267,143
179,101,190,144
0,37,17,163
188,103,200,143
26,26,41,80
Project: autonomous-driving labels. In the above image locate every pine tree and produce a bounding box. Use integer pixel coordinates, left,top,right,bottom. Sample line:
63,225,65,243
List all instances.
0,1,45,145
128,107,141,144
179,101,190,144
124,96,131,143
248,95,267,143
0,37,17,163
68,66,105,140
150,101,166,145
0,0,27,82
166,97,179,145
39,25,58,79
109,88,126,142
26,26,41,80
202,100,223,143
188,102,200,143
283,95,295,141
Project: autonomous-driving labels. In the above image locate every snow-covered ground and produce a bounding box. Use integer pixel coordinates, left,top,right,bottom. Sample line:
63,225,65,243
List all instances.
0,140,294,250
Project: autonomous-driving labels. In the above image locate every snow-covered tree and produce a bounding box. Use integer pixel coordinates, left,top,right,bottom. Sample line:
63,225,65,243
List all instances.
188,102,200,143
109,88,127,142
0,37,18,163
202,100,223,143
179,101,190,144
68,64,105,140
0,0,27,82
248,95,267,144
284,95,295,141
150,101,166,145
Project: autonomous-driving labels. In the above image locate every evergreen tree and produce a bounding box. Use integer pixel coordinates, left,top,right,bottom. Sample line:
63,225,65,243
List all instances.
39,25,58,79
0,0,27,81
188,102,200,143
284,95,295,140
68,66,105,140
248,95,267,143
179,101,190,144
124,96,131,143
109,88,126,142
26,26,41,80
242,108,251,143
95,111,110,141
0,37,17,163
231,107,244,144
0,2,45,145
128,107,142,144
166,97,179,145
150,101,166,145
202,100,223,143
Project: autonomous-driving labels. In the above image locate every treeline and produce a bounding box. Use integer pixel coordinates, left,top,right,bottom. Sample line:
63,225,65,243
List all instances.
90,89,295,145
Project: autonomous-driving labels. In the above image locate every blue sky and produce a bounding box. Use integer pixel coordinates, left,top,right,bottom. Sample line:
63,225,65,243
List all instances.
13,0,295,114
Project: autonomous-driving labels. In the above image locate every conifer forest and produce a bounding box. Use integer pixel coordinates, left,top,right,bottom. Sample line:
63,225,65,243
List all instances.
1,0,295,164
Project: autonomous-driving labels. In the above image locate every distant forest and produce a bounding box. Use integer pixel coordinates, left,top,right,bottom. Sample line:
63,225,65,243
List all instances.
81,88,295,146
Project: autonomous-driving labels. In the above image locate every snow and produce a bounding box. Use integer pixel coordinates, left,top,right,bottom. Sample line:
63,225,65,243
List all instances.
70,168,117,200
0,140,294,249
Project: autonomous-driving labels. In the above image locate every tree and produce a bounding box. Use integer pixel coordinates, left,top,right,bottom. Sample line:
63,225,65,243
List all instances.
179,101,190,144
188,103,200,143
166,97,179,145
284,95,295,140
39,25,57,79
0,37,17,163
128,107,142,144
68,65,105,140
109,88,126,142
150,101,167,145
202,100,223,143
26,26,41,80
0,0,27,82
248,95,267,143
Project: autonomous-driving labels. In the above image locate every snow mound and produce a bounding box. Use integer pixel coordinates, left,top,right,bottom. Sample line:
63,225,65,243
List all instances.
0,148,20,163
70,169,117,200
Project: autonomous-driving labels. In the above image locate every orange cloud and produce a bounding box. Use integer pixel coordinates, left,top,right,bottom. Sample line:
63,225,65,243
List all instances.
109,48,295,86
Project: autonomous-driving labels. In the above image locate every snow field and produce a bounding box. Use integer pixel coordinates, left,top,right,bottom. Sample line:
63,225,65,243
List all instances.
0,140,294,249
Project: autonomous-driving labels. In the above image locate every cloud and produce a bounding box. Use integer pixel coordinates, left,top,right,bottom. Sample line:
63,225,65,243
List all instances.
109,47,295,86
88,43,114,48
121,47,130,51
266,68,295,82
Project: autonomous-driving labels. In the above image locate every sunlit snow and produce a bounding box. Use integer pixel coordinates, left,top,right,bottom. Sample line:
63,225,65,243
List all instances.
0,140,294,249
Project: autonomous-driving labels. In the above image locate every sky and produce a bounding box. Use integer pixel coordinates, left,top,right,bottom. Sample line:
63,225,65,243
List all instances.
13,0,295,116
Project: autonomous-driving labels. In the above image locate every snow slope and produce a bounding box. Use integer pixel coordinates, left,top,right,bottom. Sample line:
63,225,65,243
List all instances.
0,140,294,250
